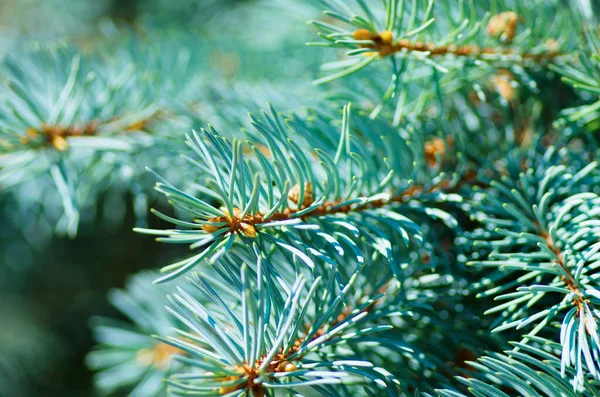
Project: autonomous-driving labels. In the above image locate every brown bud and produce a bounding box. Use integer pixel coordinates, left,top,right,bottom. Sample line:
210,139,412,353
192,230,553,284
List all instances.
201,223,223,233
487,11,518,43
288,182,314,208
231,208,242,219
288,184,301,204
421,253,431,265
492,70,516,102
397,39,411,48
202,212,231,234
284,362,297,372
424,138,446,168
240,223,257,238
275,360,297,372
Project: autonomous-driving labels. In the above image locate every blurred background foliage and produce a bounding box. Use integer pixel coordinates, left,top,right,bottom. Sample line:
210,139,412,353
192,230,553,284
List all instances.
0,1,323,395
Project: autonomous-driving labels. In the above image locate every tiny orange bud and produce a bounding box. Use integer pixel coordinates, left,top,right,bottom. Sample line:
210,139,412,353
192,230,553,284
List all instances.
353,28,374,41
232,208,243,219
492,70,516,102
51,135,68,151
284,362,297,372
240,223,257,238
288,182,314,207
288,184,301,204
487,11,518,43
493,76,515,102
380,30,393,44
126,119,148,131
202,223,223,233
424,137,446,168
201,214,230,234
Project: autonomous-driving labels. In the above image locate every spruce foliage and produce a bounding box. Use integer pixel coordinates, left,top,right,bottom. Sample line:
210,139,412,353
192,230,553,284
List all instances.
2,0,600,396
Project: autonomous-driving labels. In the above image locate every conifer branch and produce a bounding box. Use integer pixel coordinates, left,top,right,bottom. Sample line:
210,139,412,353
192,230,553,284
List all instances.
541,231,588,312
86,272,189,396
310,0,581,118
466,149,600,386
201,172,476,238
30,2,597,396
138,104,467,282
158,256,411,396
553,29,600,133
351,28,563,63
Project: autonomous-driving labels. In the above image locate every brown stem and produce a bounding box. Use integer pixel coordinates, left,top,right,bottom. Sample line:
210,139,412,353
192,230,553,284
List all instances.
21,122,98,151
540,231,587,311
19,109,164,152
353,29,563,63
202,170,481,238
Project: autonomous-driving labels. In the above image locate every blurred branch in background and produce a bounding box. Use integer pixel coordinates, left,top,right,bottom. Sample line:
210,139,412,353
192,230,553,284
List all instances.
0,0,322,395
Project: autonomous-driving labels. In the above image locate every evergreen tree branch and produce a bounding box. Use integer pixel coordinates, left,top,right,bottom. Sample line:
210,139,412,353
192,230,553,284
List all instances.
309,0,581,117
345,28,563,63
438,337,600,396
200,173,474,238
464,147,600,388
138,104,468,283
160,255,411,396
553,30,600,134
86,272,191,397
